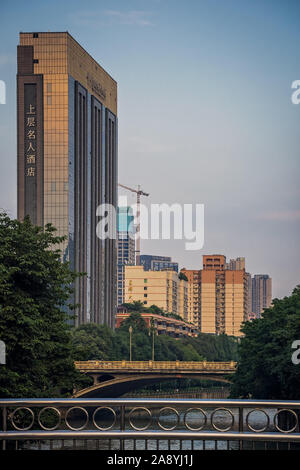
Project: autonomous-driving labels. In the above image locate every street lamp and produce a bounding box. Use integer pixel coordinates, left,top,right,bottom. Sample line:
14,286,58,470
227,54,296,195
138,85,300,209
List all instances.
148,318,157,362
129,326,133,362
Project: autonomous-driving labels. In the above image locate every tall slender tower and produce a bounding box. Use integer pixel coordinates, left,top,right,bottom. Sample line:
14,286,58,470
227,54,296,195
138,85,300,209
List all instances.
17,32,118,327
117,207,135,306
252,275,272,317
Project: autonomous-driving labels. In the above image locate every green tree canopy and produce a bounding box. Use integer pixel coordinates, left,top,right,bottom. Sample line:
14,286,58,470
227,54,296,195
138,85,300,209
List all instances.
0,213,85,398
230,286,300,399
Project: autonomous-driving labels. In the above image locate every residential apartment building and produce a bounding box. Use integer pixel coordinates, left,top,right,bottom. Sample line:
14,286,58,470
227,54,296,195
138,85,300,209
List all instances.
251,274,272,317
200,255,248,337
124,265,188,319
180,269,201,327
115,311,198,338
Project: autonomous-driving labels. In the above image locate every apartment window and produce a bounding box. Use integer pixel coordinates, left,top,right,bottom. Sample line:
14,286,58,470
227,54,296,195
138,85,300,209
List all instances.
144,294,148,298
47,96,52,105
144,279,147,283
33,59,39,64
144,287,147,290
51,182,56,192
47,83,52,93
33,33,39,38
143,301,147,305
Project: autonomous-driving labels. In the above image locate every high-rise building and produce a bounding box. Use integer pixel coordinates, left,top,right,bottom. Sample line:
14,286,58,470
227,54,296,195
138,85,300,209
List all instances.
117,207,135,306
200,255,247,337
180,269,201,327
17,32,118,327
124,266,188,319
140,255,178,272
226,257,245,271
251,274,272,317
246,272,252,316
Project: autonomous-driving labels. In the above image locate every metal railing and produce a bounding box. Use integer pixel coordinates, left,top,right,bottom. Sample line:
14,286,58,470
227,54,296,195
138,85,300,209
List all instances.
74,360,237,371
1,398,300,450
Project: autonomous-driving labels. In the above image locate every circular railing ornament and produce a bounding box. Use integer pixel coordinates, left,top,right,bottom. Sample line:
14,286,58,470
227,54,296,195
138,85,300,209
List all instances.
274,409,298,433
245,408,270,433
92,407,116,431
183,407,207,431
157,407,180,431
65,406,89,431
128,407,152,431
38,407,61,431
211,407,234,432
11,407,35,431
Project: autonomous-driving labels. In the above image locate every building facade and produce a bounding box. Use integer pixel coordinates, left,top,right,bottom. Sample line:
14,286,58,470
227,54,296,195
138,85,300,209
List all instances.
225,257,245,271
180,269,201,327
251,274,272,317
116,312,198,338
117,207,135,306
200,255,248,337
124,265,188,319
17,32,118,327
140,255,178,273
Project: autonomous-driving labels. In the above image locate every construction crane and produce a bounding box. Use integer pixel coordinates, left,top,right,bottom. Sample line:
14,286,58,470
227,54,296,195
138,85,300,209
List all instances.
118,183,149,265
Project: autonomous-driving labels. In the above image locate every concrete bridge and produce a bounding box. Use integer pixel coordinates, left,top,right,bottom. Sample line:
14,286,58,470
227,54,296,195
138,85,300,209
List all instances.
74,360,236,397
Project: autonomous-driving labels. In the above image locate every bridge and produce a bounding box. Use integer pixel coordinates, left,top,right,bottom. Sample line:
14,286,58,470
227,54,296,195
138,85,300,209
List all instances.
74,360,236,397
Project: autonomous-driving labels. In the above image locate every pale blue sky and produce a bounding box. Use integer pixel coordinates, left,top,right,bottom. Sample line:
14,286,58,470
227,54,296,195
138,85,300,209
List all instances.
0,0,299,298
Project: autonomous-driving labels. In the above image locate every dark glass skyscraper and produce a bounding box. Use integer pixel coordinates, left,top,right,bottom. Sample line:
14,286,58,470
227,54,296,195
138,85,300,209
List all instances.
17,32,118,327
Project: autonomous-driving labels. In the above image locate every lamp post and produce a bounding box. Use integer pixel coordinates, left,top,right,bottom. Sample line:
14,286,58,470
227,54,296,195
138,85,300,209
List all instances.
129,326,133,362
149,318,157,362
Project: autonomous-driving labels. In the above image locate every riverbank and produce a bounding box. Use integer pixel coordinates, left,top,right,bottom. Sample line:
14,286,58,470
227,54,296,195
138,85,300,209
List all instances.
124,387,230,399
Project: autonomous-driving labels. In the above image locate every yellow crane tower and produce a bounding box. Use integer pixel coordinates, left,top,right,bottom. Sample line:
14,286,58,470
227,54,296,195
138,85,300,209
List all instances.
118,183,149,265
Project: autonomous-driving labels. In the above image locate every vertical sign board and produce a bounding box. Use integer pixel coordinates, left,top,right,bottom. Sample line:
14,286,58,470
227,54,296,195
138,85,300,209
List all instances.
24,83,37,224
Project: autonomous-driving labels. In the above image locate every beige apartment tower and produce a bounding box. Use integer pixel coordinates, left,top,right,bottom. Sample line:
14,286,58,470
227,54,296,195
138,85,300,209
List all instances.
125,266,188,319
200,255,248,337
180,269,201,327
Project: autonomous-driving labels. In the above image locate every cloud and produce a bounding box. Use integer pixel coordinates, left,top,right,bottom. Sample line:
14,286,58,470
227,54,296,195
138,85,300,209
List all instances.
259,210,300,221
70,9,154,27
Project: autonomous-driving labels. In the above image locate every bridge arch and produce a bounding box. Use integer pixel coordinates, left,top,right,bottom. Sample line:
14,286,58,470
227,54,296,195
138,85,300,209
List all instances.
74,374,232,398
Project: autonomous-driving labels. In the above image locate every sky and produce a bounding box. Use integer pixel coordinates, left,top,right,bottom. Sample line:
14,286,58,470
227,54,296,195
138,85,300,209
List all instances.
0,0,299,299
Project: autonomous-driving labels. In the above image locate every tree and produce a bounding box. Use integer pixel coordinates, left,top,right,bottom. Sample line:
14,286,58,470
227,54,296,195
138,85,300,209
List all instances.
230,286,300,399
122,301,146,312
0,213,84,398
71,323,114,361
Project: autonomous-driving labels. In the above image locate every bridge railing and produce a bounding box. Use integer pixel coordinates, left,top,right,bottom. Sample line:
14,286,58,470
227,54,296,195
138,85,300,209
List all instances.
74,360,237,371
0,398,299,450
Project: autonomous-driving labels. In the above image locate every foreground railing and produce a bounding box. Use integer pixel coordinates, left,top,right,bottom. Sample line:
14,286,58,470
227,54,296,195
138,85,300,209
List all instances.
1,398,300,450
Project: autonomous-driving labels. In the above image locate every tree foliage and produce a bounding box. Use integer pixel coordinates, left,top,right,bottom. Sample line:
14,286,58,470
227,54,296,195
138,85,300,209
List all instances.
71,313,238,363
230,286,300,399
0,213,85,398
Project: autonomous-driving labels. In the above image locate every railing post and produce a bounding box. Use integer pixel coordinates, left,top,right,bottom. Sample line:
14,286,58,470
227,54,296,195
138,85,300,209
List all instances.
2,406,6,450
239,407,243,450
120,405,125,450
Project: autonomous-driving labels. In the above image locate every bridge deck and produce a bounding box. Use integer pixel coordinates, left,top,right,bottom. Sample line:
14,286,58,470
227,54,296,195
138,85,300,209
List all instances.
75,360,236,374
